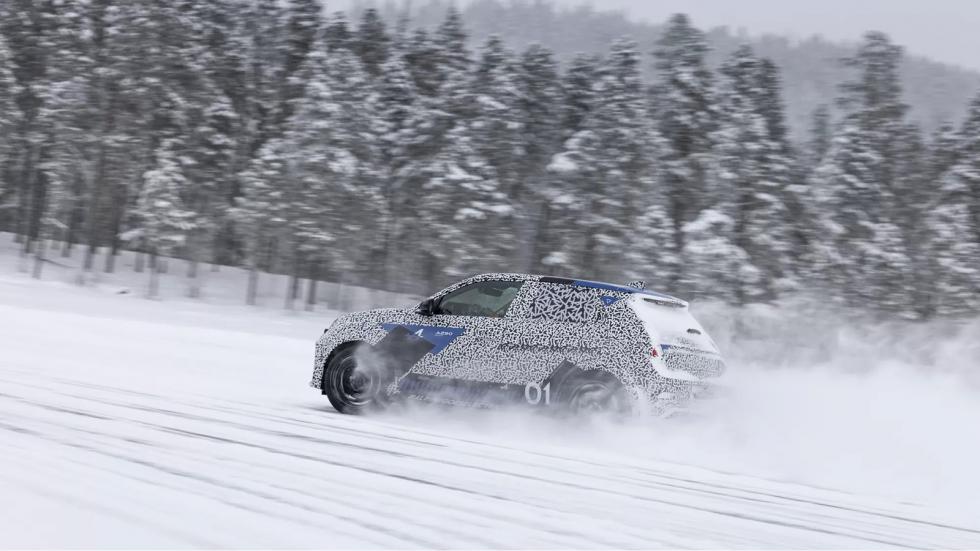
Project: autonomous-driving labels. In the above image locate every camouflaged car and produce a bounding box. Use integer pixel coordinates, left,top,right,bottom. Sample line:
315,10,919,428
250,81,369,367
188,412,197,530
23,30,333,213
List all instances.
310,273,726,416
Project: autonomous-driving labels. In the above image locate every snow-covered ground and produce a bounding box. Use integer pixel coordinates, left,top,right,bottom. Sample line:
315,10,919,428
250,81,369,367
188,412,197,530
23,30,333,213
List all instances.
2,239,980,548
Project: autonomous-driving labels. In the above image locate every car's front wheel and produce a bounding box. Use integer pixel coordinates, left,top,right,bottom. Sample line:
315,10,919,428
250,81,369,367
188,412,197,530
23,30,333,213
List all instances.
323,344,389,414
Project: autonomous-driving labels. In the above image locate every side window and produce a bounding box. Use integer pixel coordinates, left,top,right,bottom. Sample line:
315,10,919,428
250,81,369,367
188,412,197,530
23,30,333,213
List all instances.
436,280,523,318
528,283,603,323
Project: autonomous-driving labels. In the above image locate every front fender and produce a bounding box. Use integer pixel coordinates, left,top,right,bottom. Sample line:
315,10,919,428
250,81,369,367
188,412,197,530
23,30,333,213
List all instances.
310,309,410,389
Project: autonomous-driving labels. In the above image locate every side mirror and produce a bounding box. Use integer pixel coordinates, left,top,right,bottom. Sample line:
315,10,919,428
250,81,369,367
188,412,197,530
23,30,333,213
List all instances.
416,298,436,317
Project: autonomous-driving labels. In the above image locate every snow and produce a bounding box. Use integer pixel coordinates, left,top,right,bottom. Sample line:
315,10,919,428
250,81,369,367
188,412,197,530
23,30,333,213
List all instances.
547,152,578,173
1,242,980,547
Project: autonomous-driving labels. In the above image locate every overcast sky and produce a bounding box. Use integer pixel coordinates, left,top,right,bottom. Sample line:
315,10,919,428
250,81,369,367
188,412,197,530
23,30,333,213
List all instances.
546,0,980,71
340,0,980,72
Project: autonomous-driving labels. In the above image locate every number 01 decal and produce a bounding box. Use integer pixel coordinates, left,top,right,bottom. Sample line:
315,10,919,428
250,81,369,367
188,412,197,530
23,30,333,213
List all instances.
524,382,551,406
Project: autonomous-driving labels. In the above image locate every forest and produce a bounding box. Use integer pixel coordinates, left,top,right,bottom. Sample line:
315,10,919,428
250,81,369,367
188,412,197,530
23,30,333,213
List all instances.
0,0,978,318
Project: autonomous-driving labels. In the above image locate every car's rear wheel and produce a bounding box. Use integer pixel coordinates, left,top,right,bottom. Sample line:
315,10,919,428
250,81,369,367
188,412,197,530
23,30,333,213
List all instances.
323,344,388,414
551,369,632,418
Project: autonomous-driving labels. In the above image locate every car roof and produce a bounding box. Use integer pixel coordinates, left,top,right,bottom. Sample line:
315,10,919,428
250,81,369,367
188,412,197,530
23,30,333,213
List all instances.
463,273,686,303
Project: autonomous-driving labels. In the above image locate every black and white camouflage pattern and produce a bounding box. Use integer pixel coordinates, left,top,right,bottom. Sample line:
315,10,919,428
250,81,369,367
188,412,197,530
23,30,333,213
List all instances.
310,273,724,413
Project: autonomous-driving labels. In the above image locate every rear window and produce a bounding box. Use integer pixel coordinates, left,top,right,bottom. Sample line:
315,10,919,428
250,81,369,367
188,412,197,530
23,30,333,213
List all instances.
527,283,604,323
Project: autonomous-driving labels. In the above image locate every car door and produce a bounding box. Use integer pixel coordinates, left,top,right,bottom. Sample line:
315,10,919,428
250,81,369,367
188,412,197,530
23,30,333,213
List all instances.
394,279,525,403
497,282,609,387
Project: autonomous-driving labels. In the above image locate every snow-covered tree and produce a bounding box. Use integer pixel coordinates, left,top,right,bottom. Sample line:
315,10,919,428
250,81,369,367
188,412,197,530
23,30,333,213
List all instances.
514,43,562,272
807,105,832,168
924,96,980,315
134,140,197,297
324,11,352,52
417,36,518,285
712,46,793,303
0,34,16,171
808,32,915,313
354,8,390,78
680,209,749,299
651,14,717,287
550,40,670,282
810,122,911,312
135,141,197,255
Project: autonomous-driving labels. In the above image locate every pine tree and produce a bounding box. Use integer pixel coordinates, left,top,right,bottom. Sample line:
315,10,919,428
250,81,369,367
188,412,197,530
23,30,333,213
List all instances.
811,32,913,313
134,140,197,297
680,208,748,299
0,33,20,214
925,95,980,315
372,29,423,289
538,53,600,276
233,139,292,305
0,32,15,143
408,7,486,289
810,123,911,312
710,46,793,303
275,44,384,300
434,6,471,119
560,54,600,141
891,123,932,317
324,11,352,52
549,40,670,282
807,105,832,167
514,43,562,272
956,96,980,261
354,8,390,78
470,36,522,201
651,14,717,288
1,0,61,255
404,28,440,97
417,35,518,284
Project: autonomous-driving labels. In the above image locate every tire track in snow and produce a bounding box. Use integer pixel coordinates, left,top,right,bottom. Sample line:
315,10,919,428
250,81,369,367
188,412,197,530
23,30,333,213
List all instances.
2,364,978,547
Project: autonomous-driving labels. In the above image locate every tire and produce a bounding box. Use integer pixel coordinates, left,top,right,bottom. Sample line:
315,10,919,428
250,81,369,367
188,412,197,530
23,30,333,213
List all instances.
322,343,389,415
550,368,632,418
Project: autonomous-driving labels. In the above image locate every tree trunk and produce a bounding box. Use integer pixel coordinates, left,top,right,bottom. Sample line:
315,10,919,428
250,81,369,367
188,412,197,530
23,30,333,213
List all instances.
104,247,117,273
14,142,34,251
27,149,48,252
305,260,319,311
83,243,97,271
147,251,159,299
31,238,47,279
187,259,201,298
102,181,126,273
134,251,145,273
246,265,259,305
284,272,297,310
83,150,103,271
528,202,551,274
518,200,545,273
291,267,302,299
186,236,201,298
62,174,83,258
62,221,74,257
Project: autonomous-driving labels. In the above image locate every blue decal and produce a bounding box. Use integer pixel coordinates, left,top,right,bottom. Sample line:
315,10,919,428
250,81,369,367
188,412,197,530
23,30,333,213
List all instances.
381,324,465,354
600,295,620,306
